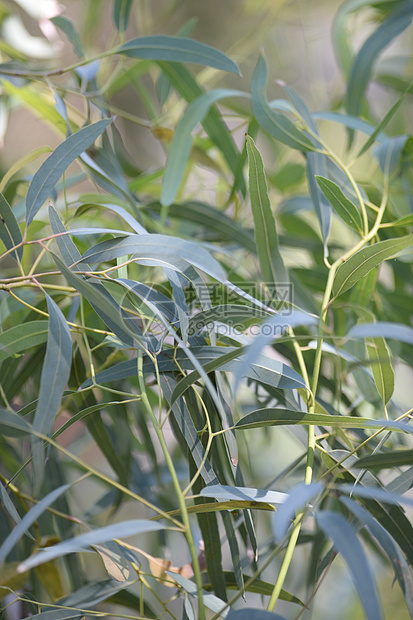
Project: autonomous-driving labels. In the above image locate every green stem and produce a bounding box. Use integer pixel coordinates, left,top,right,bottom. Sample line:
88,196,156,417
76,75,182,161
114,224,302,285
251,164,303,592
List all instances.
137,351,205,620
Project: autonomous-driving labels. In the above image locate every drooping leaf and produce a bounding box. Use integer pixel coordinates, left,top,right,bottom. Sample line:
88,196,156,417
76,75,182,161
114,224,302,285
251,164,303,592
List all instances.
51,16,85,57
356,450,413,469
0,484,70,565
0,481,35,541
0,321,48,363
246,135,288,285
0,193,23,261
315,176,363,233
113,0,133,32
251,54,315,151
32,295,72,488
161,89,246,206
26,118,113,225
118,35,240,74
333,234,413,296
316,511,384,620
18,520,167,572
347,321,413,345
272,482,323,542
346,1,413,117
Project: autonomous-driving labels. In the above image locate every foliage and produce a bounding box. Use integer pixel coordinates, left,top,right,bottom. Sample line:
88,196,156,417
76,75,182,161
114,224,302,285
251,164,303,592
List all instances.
0,1,413,619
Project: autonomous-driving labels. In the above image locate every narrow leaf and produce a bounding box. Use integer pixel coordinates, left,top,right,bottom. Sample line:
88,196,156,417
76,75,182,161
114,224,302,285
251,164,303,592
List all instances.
316,511,384,620
348,321,413,345
32,295,72,487
200,484,288,505
0,484,70,565
251,54,315,151
333,234,413,296
161,89,246,206
26,118,113,225
356,450,413,469
315,176,363,233
51,16,85,57
18,520,167,572
0,193,23,260
0,321,48,363
246,135,287,284
113,0,133,32
346,1,413,117
118,35,240,74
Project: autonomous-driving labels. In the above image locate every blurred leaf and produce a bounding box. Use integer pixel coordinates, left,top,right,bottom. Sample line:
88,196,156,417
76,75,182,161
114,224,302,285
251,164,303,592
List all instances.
0,321,48,363
227,610,288,620
356,450,413,468
161,88,246,206
333,235,413,296
112,0,133,32
200,484,288,505
0,481,35,541
251,54,315,151
272,482,323,542
165,570,228,616
316,511,384,620
18,520,168,572
346,1,413,117
0,483,70,565
50,16,85,57
118,35,240,74
348,321,413,344
315,176,363,233
26,118,113,225
0,193,22,260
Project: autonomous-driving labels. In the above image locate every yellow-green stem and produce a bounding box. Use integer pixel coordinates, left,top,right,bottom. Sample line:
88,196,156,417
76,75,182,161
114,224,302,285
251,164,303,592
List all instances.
137,351,205,620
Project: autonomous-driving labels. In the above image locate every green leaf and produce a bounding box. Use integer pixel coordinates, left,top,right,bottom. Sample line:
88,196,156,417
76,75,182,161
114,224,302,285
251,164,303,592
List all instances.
32,295,72,489
17,520,167,572
161,89,246,207
188,304,271,337
333,234,413,296
0,483,70,565
251,54,315,152
234,408,409,432
0,407,32,437
315,176,363,233
0,481,35,541
366,334,394,404
273,482,323,541
202,572,304,605
113,0,133,32
0,193,22,261
348,321,413,345
356,450,413,469
26,118,113,225
50,16,85,58
227,610,288,620
316,511,384,620
0,321,48,363
200,484,288,505
246,135,288,285
346,1,413,117
118,35,240,74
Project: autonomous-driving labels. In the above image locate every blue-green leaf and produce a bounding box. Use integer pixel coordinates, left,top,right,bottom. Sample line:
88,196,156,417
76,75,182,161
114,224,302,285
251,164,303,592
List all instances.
200,485,288,505
113,0,133,32
333,234,413,296
227,610,288,620
315,176,363,233
118,35,240,74
0,483,70,565
347,321,413,345
316,511,384,620
0,481,35,540
246,135,287,285
26,118,113,225
0,321,48,363
273,482,323,541
346,1,413,117
32,295,72,488
18,520,167,572
0,193,22,260
50,16,85,58
161,89,246,206
251,54,315,152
